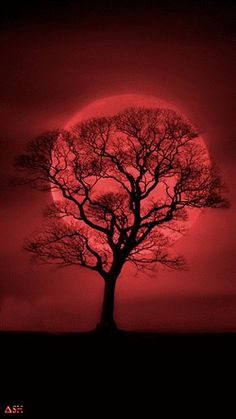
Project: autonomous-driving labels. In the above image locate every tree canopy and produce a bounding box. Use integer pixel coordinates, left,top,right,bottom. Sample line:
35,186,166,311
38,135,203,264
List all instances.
15,107,227,279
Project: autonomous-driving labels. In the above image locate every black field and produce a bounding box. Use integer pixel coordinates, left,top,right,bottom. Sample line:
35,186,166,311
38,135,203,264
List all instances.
1,331,235,416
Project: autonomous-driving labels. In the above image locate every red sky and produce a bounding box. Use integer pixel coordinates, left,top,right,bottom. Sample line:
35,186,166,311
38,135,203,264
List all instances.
0,1,236,332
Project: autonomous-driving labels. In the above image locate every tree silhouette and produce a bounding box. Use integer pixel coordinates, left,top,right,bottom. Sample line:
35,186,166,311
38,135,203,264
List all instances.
15,107,227,332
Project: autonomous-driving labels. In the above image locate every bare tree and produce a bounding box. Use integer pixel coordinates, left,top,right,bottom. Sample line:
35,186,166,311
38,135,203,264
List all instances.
14,107,227,332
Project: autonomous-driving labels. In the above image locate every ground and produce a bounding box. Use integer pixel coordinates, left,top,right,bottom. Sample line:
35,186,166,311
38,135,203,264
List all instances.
1,330,235,416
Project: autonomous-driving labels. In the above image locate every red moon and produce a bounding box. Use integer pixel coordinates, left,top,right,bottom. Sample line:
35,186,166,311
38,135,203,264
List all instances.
52,93,210,239
65,94,175,128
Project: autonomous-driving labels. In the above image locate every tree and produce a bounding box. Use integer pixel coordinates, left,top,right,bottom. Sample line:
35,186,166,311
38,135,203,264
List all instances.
14,107,227,332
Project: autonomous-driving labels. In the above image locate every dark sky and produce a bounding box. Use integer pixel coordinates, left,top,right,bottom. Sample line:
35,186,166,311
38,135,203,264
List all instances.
0,0,236,331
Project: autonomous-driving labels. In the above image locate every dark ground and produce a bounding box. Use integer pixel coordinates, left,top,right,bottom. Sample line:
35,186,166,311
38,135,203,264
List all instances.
1,330,235,416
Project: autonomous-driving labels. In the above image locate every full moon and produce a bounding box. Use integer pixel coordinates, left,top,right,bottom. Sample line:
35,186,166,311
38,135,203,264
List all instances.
52,93,210,240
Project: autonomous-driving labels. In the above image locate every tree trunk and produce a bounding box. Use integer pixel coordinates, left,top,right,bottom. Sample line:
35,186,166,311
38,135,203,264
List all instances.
96,277,118,333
